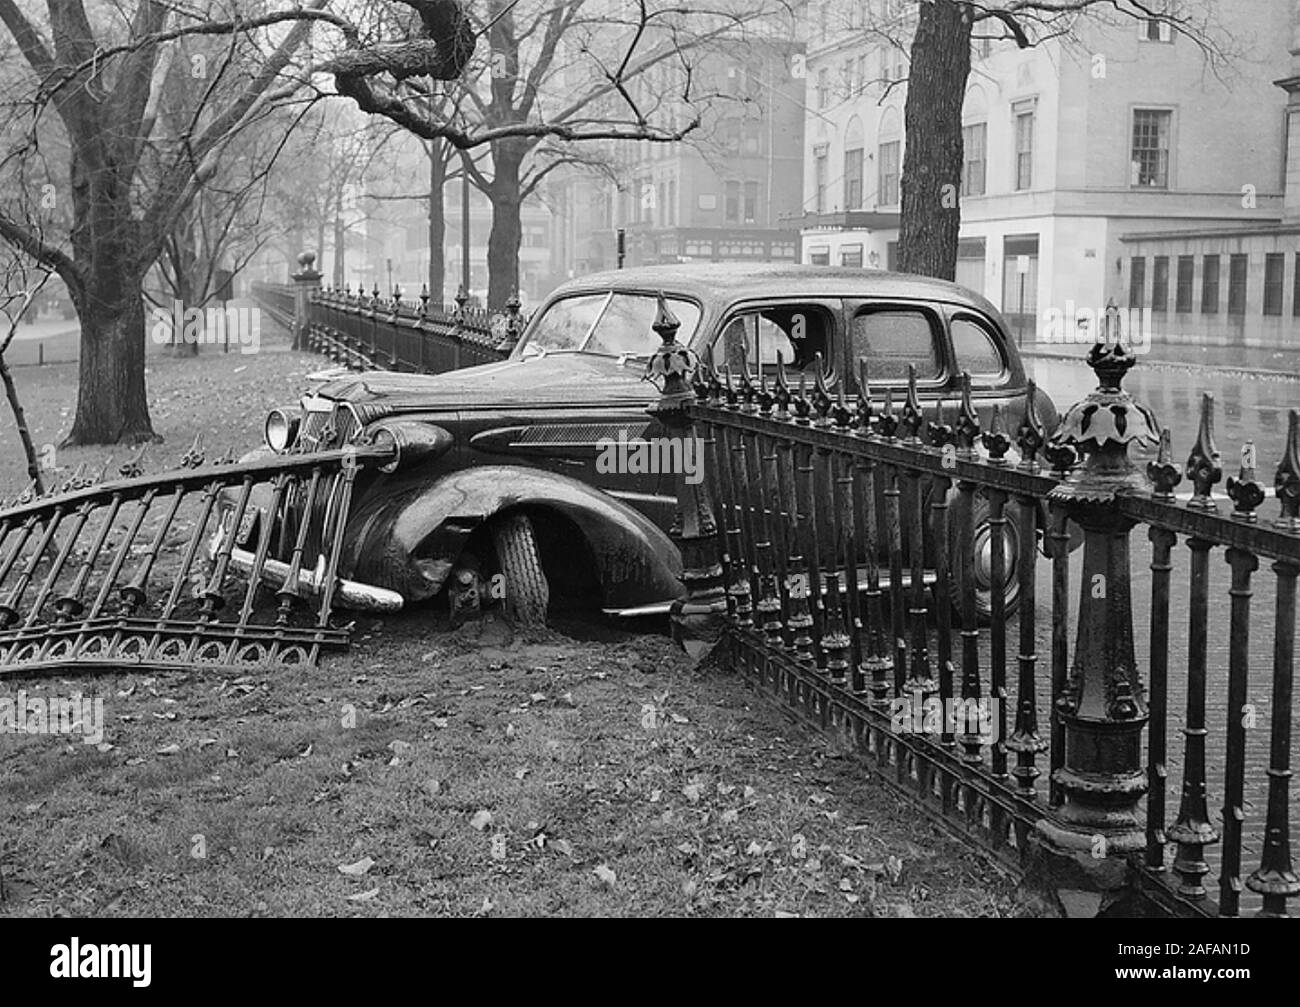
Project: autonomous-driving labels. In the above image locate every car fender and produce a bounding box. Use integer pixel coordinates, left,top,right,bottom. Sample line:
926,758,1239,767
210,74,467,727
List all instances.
343,464,684,607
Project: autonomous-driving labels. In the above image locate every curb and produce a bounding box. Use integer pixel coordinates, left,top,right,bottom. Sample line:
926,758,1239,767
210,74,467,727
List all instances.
1020,348,1300,380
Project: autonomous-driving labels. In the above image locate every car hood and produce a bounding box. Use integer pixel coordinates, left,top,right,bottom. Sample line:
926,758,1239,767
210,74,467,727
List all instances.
314,352,657,412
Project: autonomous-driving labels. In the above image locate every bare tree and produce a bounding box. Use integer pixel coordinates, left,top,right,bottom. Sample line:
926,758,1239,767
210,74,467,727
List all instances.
0,251,53,496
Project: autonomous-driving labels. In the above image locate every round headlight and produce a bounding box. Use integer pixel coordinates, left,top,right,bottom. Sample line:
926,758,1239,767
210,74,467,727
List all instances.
264,409,300,452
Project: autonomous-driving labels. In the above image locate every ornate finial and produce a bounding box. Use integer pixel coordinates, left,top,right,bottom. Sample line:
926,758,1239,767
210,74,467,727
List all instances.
900,364,924,441
772,351,791,420
371,282,381,303
982,403,1011,463
928,399,953,450
93,456,114,485
691,356,713,403
831,381,851,429
737,340,757,413
876,387,898,440
118,445,147,480
455,284,469,312
811,353,833,426
418,284,430,317
1146,428,1181,500
721,363,739,409
1085,309,1138,392
181,433,205,469
855,358,874,436
14,478,37,506
297,251,315,269
1016,379,1045,470
1275,409,1300,531
756,361,774,415
1051,339,1159,500
644,292,696,409
1185,392,1222,510
792,369,812,425
1226,441,1266,521
953,372,980,457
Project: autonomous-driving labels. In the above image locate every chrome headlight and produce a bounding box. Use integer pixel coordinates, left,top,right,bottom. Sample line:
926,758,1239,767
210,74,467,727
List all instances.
367,421,454,474
264,408,300,452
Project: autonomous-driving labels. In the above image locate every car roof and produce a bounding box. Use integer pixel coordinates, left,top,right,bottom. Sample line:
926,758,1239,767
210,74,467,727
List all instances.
547,263,1004,319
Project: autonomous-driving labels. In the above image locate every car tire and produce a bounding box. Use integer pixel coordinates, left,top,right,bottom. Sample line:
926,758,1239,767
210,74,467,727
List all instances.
947,492,1021,622
490,513,550,627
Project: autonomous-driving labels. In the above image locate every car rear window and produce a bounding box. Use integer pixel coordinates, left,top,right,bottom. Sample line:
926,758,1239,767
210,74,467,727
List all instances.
851,309,941,382
950,316,1005,378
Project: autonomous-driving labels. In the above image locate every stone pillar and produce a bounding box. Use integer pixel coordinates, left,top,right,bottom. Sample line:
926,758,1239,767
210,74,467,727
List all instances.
645,292,727,659
291,251,322,352
1030,332,1161,915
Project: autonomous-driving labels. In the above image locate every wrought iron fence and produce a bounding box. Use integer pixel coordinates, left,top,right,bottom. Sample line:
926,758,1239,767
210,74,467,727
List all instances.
0,440,397,675
647,299,1299,918
252,280,522,374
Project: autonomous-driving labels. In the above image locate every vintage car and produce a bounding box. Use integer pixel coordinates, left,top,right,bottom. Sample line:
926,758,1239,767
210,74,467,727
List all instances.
220,264,1060,625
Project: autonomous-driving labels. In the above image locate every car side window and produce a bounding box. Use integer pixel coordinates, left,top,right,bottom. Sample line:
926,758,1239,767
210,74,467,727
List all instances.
851,309,940,382
709,305,832,376
950,316,1005,378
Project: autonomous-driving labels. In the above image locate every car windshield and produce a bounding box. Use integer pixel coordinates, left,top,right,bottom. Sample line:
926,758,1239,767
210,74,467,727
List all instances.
519,292,702,358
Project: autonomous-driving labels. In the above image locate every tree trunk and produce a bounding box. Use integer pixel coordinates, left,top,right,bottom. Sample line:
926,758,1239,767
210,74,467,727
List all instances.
0,352,44,495
428,138,446,305
65,287,155,445
897,0,972,280
333,214,347,288
485,141,525,310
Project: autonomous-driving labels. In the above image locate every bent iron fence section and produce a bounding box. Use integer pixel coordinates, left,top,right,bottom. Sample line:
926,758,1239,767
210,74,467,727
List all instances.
251,281,519,374
0,441,395,675
647,302,1300,918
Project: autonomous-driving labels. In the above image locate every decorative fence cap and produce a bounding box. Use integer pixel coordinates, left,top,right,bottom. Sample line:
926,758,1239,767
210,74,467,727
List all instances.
1051,328,1160,501
644,291,697,411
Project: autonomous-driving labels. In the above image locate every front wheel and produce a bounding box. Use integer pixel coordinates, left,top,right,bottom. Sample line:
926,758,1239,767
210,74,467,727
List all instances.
490,513,550,627
947,493,1022,622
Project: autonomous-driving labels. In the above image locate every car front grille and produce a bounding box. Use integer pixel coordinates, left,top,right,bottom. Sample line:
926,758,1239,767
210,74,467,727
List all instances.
296,401,358,452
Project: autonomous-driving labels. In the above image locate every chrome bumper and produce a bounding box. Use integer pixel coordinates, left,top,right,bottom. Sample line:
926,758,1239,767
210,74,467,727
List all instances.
206,524,405,613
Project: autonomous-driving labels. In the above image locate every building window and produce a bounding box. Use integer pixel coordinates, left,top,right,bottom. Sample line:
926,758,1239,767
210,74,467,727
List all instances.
1228,253,1248,315
1131,110,1171,188
1175,255,1194,313
1139,18,1173,43
816,67,829,109
1129,256,1146,309
844,146,864,210
1202,255,1220,313
1151,256,1169,313
743,181,759,224
724,181,740,223
1264,252,1285,315
962,123,986,197
809,246,830,266
841,243,864,268
814,147,828,213
1014,105,1034,190
878,140,900,206
856,55,868,94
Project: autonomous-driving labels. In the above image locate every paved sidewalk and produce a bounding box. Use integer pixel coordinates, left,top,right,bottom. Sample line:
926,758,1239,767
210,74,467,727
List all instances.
1021,341,1300,378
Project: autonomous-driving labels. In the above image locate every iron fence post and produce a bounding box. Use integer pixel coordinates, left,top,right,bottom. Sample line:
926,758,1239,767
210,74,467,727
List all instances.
646,292,726,660
291,251,321,352
1033,335,1160,909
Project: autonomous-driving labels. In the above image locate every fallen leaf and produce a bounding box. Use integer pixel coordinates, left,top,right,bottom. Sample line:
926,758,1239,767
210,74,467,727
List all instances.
155,743,181,755
388,740,412,756
514,766,529,781
885,855,904,883
649,788,662,803
346,887,380,902
593,864,617,887
682,783,703,803
469,809,493,831
669,712,689,724
505,723,517,739
720,808,739,825
553,838,575,858
338,857,375,876
423,779,442,796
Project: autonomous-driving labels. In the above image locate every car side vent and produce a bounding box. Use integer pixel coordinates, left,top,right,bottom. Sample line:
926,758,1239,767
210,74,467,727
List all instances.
511,421,651,447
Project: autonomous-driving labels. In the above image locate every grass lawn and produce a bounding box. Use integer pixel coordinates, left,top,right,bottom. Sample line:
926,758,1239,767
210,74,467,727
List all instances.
0,322,1040,917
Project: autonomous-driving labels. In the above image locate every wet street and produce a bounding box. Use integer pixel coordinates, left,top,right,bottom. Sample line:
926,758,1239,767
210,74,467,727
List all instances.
1006,354,1300,910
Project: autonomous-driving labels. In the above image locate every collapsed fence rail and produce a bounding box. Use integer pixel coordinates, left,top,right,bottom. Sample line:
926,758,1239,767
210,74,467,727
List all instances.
644,295,1300,918
0,442,397,675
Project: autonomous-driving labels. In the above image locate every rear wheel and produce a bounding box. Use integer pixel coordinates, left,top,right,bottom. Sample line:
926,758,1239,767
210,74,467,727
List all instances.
947,493,1022,622
490,513,550,627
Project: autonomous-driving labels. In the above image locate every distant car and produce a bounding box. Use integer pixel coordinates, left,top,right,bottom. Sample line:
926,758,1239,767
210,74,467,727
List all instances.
217,264,1060,624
